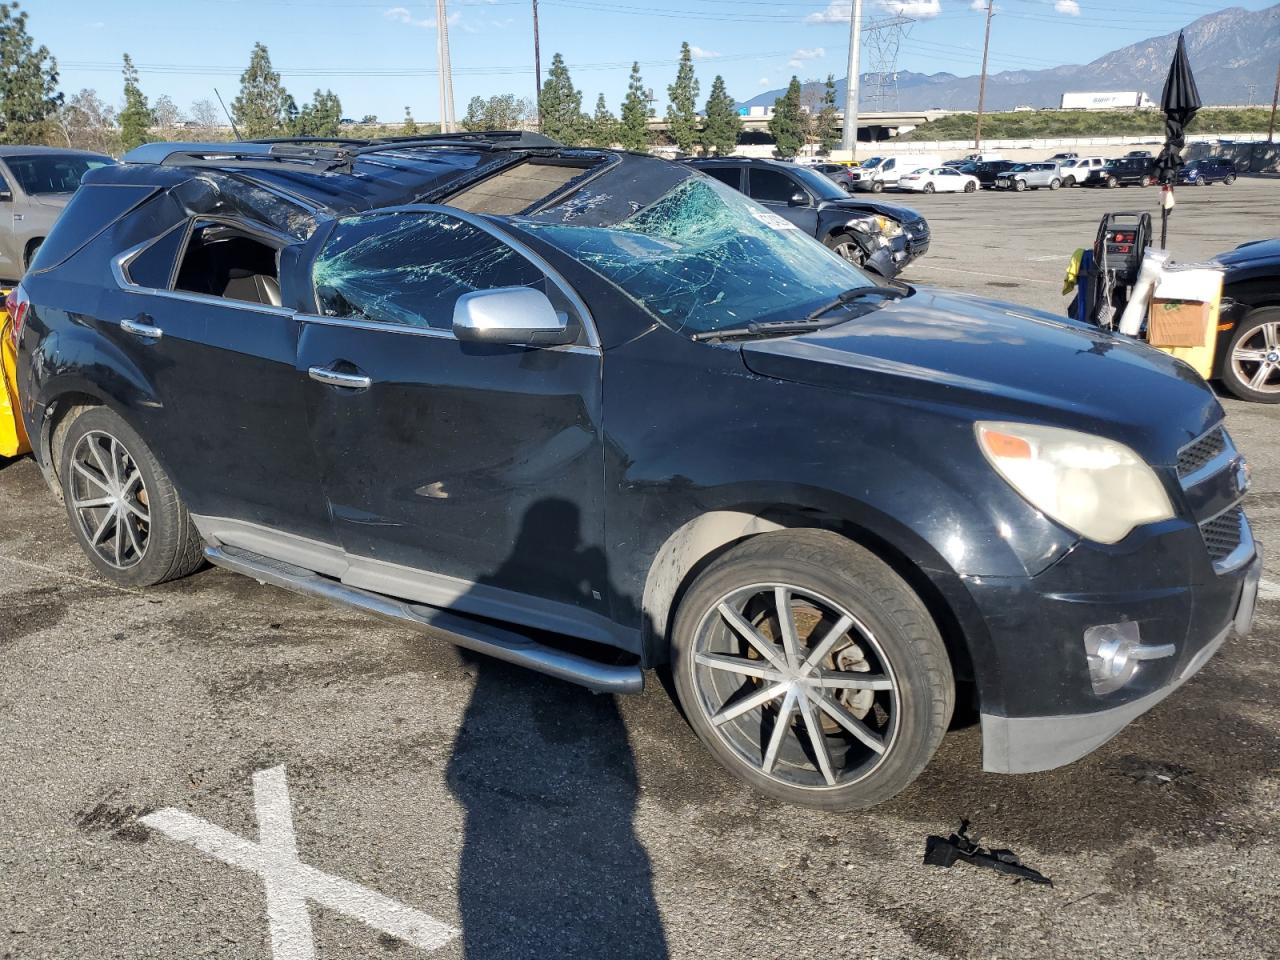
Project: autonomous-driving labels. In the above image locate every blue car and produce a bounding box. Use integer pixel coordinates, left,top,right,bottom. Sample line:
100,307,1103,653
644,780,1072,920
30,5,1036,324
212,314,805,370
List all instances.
1178,156,1239,185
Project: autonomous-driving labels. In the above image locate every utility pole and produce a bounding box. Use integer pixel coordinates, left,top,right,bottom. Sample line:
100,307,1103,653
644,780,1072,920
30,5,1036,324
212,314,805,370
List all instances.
974,0,994,150
532,0,543,128
1270,59,1280,143
840,0,863,157
436,0,456,133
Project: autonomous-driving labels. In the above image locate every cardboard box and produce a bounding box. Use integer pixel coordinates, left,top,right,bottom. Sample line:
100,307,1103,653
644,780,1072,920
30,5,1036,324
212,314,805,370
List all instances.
1148,298,1212,348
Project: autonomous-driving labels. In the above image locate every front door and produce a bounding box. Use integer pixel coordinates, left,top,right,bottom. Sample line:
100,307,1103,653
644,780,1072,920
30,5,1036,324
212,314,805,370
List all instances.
747,167,818,232
296,208,613,640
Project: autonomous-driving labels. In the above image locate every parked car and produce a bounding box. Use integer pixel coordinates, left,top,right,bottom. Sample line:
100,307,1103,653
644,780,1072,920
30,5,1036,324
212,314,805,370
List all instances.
1058,156,1107,186
963,152,1004,163
1178,156,1238,186
1086,156,1157,188
1047,151,1079,163
686,157,930,272
1126,150,1154,158
810,162,859,192
940,159,968,168
1,287,28,458
13,134,1259,810
964,159,1016,189
994,162,1063,191
897,166,980,193
845,155,942,192
0,147,115,282
1213,237,1280,402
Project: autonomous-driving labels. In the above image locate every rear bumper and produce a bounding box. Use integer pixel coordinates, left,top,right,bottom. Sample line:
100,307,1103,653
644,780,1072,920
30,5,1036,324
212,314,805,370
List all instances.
980,550,1261,774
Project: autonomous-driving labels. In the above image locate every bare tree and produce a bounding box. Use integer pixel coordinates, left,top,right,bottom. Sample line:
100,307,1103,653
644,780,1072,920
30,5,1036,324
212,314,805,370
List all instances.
55,88,120,155
188,97,221,130
152,94,183,130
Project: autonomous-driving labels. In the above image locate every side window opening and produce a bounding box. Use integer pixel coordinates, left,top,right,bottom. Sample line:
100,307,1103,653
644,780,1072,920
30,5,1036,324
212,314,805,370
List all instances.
702,167,743,191
174,219,283,307
125,222,187,290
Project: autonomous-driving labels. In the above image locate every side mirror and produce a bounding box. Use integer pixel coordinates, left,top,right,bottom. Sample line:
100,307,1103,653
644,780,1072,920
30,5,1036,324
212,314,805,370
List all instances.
453,286,575,347
789,191,808,206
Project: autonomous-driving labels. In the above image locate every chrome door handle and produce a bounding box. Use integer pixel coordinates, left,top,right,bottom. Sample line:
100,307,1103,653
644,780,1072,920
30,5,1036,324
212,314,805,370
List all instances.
308,365,371,389
120,316,163,339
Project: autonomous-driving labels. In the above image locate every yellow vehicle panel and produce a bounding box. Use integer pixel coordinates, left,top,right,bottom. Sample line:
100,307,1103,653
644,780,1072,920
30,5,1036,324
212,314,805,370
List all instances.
1,291,31,458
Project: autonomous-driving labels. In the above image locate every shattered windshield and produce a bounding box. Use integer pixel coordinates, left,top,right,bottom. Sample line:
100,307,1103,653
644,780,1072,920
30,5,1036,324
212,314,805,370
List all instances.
514,176,873,337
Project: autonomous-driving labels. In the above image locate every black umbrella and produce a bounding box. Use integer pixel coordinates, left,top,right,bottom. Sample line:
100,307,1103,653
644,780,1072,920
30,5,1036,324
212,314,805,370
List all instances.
1154,31,1202,247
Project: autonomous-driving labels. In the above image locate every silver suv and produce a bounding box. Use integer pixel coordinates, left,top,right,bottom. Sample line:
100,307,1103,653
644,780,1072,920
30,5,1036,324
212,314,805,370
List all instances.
994,162,1063,191
0,147,115,281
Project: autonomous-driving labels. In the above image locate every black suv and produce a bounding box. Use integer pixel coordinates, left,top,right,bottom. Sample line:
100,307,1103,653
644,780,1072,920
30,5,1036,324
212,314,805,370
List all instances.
685,157,930,274
1087,156,1157,188
961,159,1015,189
11,134,1260,810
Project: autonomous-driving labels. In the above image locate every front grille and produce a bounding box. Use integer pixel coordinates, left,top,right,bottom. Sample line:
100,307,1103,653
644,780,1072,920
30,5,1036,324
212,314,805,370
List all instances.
1200,505,1244,564
1177,426,1227,479
906,219,929,241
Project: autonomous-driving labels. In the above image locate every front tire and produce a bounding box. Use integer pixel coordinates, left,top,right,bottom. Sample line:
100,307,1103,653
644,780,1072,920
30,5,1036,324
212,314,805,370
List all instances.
1224,173,1237,185
1013,178,1026,192
922,182,935,194
823,232,868,266
671,530,954,810
1106,175,1119,188
1063,175,1076,187
870,180,884,193
58,407,204,587
963,180,976,193
1222,307,1280,403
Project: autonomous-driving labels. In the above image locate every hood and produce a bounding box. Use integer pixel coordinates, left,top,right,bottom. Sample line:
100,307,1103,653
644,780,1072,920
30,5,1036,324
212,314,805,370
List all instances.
818,198,922,223
1217,238,1280,267
740,287,1221,464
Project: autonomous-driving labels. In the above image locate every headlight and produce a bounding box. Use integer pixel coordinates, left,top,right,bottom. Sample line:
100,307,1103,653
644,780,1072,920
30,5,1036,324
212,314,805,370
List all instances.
975,421,1174,544
849,219,872,233
875,215,904,238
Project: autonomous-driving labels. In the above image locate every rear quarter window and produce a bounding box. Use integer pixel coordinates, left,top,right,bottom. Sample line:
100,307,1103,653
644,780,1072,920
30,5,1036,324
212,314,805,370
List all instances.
28,184,157,274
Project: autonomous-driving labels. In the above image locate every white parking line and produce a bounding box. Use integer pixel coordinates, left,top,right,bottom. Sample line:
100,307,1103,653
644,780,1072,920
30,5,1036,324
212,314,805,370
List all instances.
142,766,458,959
906,262,1060,285
1258,579,1280,602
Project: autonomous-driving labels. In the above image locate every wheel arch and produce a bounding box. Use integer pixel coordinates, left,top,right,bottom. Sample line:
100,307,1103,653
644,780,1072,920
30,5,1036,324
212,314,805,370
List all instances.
640,503,984,694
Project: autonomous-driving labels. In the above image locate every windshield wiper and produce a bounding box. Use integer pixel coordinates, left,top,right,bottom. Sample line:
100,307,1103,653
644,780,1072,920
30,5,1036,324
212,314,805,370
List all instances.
691,286,907,343
806,285,905,320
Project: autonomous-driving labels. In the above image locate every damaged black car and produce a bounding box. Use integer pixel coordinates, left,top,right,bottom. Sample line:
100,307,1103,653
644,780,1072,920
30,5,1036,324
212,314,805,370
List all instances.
12,133,1259,810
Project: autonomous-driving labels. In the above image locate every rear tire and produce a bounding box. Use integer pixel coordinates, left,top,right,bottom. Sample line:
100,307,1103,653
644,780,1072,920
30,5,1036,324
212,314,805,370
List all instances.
671,530,954,811
1049,178,1061,190
1224,173,1237,185
1139,175,1152,187
58,407,204,587
922,182,935,194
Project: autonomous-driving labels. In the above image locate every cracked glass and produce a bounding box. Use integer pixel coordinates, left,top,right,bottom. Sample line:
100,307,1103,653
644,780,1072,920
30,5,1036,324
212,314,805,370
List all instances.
514,176,872,337
313,211,545,331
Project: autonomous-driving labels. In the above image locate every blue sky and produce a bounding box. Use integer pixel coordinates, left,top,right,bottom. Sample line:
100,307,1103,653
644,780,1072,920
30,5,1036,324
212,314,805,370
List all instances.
29,0,1276,122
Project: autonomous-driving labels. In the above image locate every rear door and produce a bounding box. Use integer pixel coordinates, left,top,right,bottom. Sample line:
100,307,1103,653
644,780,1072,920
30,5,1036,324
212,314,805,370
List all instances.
747,167,818,232
0,165,17,277
107,212,336,554
295,207,614,637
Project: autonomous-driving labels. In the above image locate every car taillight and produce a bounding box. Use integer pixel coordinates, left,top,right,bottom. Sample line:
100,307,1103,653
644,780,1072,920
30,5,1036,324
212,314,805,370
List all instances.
6,285,30,352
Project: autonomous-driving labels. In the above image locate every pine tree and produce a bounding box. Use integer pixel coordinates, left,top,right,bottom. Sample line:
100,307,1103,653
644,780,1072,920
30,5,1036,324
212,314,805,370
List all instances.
814,74,840,155
539,54,584,146
231,42,291,139
291,89,341,137
118,54,153,150
768,76,806,159
0,1,62,144
588,93,617,148
701,75,741,156
619,62,650,153
403,106,419,136
665,42,700,155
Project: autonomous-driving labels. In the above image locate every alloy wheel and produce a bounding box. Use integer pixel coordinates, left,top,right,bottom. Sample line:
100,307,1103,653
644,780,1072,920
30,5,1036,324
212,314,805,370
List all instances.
1231,321,1280,395
688,583,901,791
832,241,867,265
69,430,151,569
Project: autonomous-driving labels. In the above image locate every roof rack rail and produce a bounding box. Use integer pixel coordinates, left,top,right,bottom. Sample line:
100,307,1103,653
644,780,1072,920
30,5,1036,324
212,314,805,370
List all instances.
356,130,564,155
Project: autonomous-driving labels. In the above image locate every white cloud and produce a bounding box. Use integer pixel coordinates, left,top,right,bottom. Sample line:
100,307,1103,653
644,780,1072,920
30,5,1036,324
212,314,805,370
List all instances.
759,76,772,86
788,47,826,67
805,0,940,23
1054,0,1081,14
383,6,461,29
690,45,722,60
970,0,986,9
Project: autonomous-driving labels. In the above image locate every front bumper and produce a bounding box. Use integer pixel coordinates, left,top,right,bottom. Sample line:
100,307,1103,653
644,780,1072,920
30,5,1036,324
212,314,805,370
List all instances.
979,548,1261,774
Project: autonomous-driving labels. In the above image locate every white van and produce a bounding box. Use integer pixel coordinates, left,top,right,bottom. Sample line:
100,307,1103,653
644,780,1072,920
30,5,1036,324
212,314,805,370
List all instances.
848,155,942,192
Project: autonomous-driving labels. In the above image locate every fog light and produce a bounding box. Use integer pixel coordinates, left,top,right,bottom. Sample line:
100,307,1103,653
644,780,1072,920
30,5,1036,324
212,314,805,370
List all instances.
1083,622,1176,696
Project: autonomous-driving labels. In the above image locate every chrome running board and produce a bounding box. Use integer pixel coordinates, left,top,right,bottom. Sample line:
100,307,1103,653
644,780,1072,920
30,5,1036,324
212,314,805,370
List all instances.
205,545,645,694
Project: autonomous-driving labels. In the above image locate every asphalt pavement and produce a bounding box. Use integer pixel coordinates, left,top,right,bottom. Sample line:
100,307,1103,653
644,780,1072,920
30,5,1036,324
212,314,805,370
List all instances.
2,176,1279,960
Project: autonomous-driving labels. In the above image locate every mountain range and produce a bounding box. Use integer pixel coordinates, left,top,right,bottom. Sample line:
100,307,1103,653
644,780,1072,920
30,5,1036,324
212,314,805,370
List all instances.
740,3,1280,113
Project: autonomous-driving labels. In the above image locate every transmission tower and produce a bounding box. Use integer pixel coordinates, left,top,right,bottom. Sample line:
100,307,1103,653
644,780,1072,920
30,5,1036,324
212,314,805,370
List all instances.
862,16,912,112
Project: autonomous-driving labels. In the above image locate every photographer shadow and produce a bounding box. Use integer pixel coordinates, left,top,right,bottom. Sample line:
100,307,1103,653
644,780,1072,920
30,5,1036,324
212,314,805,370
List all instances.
444,498,668,959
